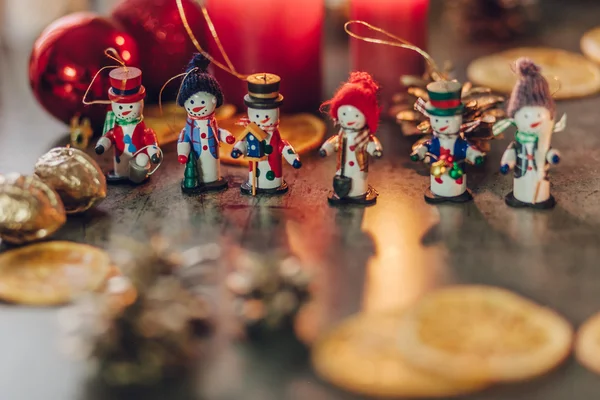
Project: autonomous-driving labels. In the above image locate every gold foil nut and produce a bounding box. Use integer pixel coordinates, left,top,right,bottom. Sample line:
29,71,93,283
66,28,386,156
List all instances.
0,173,66,244
34,147,106,214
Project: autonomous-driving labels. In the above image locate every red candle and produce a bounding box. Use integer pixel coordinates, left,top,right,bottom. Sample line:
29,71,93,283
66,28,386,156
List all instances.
205,0,323,114
350,0,429,111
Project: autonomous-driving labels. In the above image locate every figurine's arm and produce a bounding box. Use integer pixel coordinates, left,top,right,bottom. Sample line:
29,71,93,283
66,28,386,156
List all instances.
546,148,561,165
319,135,340,157
95,130,115,155
410,140,430,162
500,141,517,174
177,126,192,164
219,128,236,145
281,140,302,169
466,144,485,166
366,135,383,158
143,128,161,164
231,139,247,159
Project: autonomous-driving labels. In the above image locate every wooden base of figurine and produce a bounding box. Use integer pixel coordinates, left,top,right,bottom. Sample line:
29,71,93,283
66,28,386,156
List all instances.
240,181,289,196
424,188,473,204
328,186,378,207
105,172,148,185
181,178,228,195
505,192,556,209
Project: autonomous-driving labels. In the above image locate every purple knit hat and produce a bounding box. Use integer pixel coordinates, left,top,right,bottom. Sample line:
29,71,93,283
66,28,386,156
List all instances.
507,57,555,119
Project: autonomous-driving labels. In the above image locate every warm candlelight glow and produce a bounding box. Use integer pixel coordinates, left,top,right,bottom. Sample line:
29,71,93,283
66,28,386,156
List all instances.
350,0,429,110
115,35,125,46
361,196,445,313
62,66,77,79
205,0,323,113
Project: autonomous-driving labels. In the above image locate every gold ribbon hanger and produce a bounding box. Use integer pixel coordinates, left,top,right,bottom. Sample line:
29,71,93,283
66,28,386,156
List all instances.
344,20,443,81
82,48,129,105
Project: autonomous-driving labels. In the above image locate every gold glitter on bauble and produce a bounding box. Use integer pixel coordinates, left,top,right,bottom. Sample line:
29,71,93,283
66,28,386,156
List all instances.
34,147,106,214
0,173,66,244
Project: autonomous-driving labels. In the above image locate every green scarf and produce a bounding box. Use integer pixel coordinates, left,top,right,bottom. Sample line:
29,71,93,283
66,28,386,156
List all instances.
515,130,538,144
116,116,143,126
102,111,143,136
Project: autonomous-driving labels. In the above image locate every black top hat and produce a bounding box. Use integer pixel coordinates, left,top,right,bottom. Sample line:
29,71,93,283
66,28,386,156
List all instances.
244,73,284,109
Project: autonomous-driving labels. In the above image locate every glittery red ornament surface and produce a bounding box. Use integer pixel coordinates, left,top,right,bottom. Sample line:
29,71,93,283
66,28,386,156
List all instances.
29,12,140,134
111,0,207,103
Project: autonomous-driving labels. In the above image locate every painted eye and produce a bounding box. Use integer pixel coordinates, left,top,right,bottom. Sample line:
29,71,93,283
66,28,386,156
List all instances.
355,114,359,118
256,114,260,118
445,119,449,123
201,100,205,104
435,119,439,122
119,106,123,110
343,112,346,116
537,113,541,118
190,100,195,104
524,114,528,119
129,105,133,109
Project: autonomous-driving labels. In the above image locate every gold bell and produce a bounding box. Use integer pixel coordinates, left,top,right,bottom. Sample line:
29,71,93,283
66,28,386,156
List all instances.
430,160,447,178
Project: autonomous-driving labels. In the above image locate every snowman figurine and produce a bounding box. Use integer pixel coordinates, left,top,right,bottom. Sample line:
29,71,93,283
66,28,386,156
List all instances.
411,81,485,203
176,54,235,194
496,57,564,209
319,72,383,206
231,73,301,195
95,66,161,184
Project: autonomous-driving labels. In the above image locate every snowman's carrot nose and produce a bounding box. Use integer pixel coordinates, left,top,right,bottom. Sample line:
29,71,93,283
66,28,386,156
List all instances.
261,116,271,124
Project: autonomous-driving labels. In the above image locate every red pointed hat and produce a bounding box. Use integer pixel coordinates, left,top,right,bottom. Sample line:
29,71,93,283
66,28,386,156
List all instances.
108,66,146,103
322,72,381,133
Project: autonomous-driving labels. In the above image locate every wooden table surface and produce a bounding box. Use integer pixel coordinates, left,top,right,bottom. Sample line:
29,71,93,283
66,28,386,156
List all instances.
2,1,600,399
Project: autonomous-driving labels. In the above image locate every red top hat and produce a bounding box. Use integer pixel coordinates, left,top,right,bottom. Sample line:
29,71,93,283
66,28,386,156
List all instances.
108,66,146,103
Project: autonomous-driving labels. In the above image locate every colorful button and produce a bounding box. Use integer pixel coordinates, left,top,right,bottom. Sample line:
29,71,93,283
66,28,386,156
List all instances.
265,144,273,154
266,171,275,181
349,145,356,151
203,145,208,151
349,161,355,167
201,133,207,139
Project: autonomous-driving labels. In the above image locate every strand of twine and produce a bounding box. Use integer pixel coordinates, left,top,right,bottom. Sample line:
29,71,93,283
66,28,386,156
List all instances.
175,0,247,80
82,48,128,105
344,20,443,81
159,0,250,130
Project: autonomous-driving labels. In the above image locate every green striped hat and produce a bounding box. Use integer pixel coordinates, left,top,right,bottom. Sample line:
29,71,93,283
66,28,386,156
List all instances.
425,80,464,116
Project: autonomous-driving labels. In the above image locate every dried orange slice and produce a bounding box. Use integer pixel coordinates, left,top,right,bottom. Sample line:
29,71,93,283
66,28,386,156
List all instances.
312,312,488,398
581,27,600,64
397,285,573,383
575,311,600,375
145,102,237,145
0,241,111,305
467,47,600,99
219,113,326,166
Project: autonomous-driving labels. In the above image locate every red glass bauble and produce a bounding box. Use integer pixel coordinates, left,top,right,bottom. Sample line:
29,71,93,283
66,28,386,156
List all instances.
111,0,207,103
29,12,140,133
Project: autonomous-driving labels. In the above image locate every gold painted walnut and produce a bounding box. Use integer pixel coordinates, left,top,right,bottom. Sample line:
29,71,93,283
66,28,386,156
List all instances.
34,147,106,214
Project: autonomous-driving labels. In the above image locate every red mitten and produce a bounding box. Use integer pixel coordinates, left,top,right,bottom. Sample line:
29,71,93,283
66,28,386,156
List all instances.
226,135,235,145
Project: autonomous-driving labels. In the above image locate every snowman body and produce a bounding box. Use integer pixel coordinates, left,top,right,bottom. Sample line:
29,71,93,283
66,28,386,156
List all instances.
97,100,159,180
234,107,300,191
412,114,483,198
337,129,367,197
429,134,467,198
501,105,560,204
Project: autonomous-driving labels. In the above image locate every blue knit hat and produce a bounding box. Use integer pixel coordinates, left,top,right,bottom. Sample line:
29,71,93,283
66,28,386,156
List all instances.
177,53,224,108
